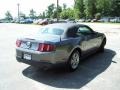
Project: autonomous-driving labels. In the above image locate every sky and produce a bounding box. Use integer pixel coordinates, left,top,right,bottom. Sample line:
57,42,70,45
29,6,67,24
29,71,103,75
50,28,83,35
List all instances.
0,0,74,19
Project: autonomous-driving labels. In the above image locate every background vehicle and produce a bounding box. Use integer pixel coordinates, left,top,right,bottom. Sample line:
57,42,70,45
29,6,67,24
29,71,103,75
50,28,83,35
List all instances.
33,19,42,24
16,23,106,71
19,18,33,24
38,19,49,25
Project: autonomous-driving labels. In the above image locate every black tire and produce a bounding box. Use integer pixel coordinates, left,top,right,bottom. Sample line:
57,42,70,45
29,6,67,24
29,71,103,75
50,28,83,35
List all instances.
67,50,80,72
99,38,106,52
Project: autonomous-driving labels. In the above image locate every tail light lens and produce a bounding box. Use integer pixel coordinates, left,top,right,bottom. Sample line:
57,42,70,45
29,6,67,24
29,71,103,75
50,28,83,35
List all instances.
38,43,55,52
16,40,21,47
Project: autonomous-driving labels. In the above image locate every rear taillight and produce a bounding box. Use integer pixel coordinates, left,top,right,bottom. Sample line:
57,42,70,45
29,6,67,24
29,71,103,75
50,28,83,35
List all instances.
38,43,55,52
16,40,21,47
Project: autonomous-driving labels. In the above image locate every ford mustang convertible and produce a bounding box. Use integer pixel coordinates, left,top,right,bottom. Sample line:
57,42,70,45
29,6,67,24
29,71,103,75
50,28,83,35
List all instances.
16,23,106,71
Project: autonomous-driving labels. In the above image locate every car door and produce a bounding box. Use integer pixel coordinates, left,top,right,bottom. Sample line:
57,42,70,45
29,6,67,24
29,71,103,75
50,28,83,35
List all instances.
77,26,99,55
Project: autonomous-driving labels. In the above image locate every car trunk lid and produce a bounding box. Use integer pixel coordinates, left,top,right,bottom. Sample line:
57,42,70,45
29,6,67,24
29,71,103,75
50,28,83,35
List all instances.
19,34,60,51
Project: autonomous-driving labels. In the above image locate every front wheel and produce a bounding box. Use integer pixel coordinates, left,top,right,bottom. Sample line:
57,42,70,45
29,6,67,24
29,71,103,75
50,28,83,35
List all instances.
99,38,106,52
67,50,80,72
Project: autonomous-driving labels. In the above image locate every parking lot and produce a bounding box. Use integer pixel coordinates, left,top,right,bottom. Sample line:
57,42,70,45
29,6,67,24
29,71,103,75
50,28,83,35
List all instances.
0,23,120,90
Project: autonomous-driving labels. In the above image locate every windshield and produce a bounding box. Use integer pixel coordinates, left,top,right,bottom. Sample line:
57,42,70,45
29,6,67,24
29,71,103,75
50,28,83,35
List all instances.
38,27,64,35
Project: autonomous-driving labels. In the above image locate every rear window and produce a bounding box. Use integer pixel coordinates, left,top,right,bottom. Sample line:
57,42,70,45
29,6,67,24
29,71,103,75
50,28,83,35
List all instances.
38,27,64,35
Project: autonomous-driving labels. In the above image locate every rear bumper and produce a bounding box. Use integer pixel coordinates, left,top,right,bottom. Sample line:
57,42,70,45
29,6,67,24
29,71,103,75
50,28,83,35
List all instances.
16,48,68,67
16,48,66,63
16,57,65,68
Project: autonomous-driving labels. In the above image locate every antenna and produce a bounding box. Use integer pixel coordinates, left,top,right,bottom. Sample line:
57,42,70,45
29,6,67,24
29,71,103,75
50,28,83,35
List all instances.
60,35,61,42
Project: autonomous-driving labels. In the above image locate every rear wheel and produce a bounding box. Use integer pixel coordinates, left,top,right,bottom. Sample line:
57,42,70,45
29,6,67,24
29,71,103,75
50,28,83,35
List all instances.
67,50,80,72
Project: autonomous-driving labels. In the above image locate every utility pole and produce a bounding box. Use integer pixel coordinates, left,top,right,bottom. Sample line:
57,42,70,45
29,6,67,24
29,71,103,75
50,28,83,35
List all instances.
17,3,20,23
57,0,59,22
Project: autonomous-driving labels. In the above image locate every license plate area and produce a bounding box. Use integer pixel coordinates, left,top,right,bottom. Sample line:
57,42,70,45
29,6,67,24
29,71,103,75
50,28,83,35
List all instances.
23,53,31,60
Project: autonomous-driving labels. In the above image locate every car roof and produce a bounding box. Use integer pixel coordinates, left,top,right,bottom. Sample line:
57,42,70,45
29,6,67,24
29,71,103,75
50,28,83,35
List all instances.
43,23,86,30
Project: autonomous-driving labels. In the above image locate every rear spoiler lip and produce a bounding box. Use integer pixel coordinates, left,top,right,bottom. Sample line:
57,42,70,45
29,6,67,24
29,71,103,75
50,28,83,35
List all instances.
18,38,59,45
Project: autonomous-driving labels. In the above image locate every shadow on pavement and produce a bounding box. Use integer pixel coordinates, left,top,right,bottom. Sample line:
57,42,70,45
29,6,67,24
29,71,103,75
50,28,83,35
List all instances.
22,49,116,89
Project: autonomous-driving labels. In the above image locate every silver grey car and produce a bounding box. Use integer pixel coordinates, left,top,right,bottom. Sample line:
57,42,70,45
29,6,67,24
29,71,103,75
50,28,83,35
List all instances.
16,23,106,71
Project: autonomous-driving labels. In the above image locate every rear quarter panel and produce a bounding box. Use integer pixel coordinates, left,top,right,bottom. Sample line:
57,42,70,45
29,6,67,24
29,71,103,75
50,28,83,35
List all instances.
55,37,83,62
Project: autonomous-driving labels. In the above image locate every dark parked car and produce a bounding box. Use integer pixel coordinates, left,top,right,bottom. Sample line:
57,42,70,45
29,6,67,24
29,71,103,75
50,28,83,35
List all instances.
38,19,49,25
16,23,106,71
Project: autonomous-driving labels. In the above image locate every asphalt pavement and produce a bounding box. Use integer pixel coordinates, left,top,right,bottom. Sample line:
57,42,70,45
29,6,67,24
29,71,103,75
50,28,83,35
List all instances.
0,23,120,90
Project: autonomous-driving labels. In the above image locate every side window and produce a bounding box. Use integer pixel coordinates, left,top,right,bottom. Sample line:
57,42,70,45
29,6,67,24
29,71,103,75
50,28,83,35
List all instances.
77,26,93,35
67,26,78,37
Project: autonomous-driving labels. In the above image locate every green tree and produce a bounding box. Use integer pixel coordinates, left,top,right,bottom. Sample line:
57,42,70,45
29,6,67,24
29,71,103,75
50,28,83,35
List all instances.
73,0,120,19
110,0,120,17
95,13,101,20
60,10,68,19
60,8,74,19
39,12,46,19
29,9,36,19
59,4,67,19
74,0,84,18
5,11,13,21
46,4,55,18
19,12,26,19
96,0,112,16
84,0,97,18
52,5,62,18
